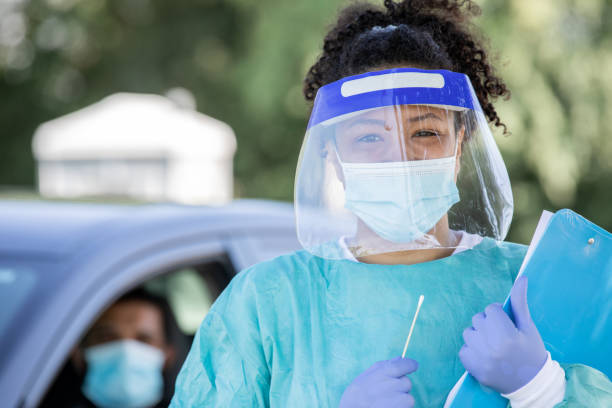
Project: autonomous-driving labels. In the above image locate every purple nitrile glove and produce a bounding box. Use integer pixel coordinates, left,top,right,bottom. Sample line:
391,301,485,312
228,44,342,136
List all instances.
459,275,548,394
339,356,418,408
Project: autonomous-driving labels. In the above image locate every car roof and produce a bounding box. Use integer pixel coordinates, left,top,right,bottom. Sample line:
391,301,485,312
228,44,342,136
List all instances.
0,199,296,259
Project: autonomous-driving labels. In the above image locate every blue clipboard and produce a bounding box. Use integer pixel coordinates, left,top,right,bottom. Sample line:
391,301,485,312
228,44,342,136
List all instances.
448,209,612,407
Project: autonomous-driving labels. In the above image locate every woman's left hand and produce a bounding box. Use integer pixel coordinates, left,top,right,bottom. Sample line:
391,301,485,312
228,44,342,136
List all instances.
458,276,548,394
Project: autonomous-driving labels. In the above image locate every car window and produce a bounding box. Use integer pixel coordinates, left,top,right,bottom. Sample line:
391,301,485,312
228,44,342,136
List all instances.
145,267,213,334
144,256,234,335
0,266,37,336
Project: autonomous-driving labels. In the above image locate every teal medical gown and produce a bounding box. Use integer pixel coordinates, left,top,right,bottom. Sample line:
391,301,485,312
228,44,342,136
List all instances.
171,238,612,407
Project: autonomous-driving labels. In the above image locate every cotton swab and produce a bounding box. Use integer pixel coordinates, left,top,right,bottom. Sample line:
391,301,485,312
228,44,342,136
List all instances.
402,294,424,358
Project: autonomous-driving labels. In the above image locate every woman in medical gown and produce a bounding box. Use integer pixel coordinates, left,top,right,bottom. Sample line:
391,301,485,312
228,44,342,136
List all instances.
171,1,612,407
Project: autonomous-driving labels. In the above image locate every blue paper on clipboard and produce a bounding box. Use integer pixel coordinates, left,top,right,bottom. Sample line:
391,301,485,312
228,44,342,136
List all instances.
447,209,612,407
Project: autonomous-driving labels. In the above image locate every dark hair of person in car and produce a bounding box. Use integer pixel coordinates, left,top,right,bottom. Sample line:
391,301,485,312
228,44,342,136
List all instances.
82,288,181,352
303,0,510,133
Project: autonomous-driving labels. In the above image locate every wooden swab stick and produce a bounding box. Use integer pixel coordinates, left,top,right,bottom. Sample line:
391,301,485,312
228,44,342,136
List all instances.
402,295,424,358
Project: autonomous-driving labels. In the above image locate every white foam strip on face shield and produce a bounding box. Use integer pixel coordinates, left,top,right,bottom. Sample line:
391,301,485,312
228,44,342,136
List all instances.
340,72,445,97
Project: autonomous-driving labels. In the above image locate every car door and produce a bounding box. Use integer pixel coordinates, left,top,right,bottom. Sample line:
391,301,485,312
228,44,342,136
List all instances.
21,238,232,408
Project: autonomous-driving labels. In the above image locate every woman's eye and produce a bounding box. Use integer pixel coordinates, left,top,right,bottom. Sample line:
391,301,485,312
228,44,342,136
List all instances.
356,134,383,143
413,130,439,138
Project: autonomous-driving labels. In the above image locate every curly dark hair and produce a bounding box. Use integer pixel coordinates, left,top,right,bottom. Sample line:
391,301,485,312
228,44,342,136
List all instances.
304,0,509,132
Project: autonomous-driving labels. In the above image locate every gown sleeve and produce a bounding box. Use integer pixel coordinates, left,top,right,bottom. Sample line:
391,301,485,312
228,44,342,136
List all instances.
169,271,271,407
553,363,612,407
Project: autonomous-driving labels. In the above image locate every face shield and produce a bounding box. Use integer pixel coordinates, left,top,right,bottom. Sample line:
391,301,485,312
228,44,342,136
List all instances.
294,68,513,260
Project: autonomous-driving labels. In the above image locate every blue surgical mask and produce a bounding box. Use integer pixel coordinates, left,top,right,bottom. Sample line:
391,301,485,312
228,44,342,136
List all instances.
82,339,165,408
340,155,460,243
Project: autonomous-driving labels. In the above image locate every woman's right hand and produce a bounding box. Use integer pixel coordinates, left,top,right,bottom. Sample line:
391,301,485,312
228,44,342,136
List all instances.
339,356,418,408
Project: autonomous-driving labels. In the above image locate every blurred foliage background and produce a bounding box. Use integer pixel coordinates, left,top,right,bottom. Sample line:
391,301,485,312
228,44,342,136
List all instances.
0,0,611,244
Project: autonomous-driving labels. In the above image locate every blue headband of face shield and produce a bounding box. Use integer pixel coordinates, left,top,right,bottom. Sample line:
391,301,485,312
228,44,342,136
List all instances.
307,68,480,129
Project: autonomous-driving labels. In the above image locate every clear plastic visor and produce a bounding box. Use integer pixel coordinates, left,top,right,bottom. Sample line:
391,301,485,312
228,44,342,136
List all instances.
295,103,512,261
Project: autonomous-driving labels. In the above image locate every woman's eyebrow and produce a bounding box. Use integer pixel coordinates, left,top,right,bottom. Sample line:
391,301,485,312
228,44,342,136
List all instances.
407,112,443,123
85,324,116,340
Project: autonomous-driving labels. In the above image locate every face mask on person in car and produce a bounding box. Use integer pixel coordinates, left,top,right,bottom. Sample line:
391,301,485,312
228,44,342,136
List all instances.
82,339,164,408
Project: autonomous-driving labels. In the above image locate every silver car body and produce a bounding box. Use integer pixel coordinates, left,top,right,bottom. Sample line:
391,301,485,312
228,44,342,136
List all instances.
0,199,300,408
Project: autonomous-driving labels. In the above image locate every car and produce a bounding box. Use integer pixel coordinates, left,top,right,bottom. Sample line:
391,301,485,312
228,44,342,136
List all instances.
0,199,301,408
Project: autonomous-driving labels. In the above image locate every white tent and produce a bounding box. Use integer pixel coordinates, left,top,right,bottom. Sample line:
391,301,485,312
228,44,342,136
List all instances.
32,92,237,205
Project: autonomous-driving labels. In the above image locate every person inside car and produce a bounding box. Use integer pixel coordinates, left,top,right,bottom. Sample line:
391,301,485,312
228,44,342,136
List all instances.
41,288,184,408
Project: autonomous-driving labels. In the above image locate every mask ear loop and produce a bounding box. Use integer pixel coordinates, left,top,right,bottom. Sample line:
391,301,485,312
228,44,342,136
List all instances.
451,106,471,159
448,107,461,159
452,136,460,158
331,135,347,167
